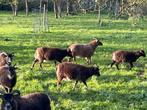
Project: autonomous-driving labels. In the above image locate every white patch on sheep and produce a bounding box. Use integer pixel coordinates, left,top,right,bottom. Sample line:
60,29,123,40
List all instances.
0,52,7,56
7,74,13,80
4,102,12,110
112,54,116,60
63,74,71,81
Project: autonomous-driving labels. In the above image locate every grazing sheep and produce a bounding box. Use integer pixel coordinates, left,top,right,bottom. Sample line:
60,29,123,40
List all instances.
0,52,14,66
0,90,51,110
0,65,17,93
68,38,103,64
111,50,146,70
56,62,100,89
31,47,72,69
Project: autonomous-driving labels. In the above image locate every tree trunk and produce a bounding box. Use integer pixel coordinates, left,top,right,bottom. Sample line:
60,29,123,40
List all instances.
10,3,18,16
53,0,58,18
98,4,101,26
14,4,18,16
115,0,119,18
57,0,61,18
66,0,69,15
25,0,29,16
10,4,15,16
40,0,42,13
53,0,61,18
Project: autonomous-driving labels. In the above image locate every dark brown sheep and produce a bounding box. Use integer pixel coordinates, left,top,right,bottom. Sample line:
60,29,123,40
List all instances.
68,38,103,64
0,90,51,110
0,52,14,66
111,50,146,70
31,47,72,69
0,65,17,93
56,62,100,89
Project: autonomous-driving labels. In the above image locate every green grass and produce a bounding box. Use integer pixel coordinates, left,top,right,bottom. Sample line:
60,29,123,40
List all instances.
0,11,147,110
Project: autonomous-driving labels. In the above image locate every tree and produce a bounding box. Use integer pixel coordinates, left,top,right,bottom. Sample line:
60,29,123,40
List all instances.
0,0,19,16
117,0,146,19
25,0,28,16
53,0,61,18
66,0,79,15
10,0,19,16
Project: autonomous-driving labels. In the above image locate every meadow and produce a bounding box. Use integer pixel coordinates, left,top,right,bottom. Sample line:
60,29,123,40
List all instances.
0,11,147,110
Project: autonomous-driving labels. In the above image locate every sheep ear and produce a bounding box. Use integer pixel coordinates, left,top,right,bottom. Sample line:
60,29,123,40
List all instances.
93,64,99,68
0,90,5,98
93,38,98,41
93,64,97,67
12,64,19,70
12,90,20,97
140,50,144,53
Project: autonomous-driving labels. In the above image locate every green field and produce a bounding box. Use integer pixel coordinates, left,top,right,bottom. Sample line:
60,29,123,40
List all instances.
0,11,147,110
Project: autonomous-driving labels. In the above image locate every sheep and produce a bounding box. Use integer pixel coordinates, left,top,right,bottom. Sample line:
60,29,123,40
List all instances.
0,90,51,110
56,62,100,89
111,50,146,70
0,65,17,93
31,47,73,69
0,52,14,66
68,38,103,64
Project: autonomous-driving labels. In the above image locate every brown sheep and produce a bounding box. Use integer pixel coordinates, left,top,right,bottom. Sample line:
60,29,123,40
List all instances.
111,50,146,70
0,65,17,93
31,47,72,69
0,90,51,110
56,62,100,89
68,38,103,64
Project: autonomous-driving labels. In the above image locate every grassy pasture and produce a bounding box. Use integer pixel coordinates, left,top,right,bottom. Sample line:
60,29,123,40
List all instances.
0,11,147,110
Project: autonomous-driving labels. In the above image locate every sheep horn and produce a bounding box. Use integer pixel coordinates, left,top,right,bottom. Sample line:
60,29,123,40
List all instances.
12,64,19,70
12,90,21,96
93,38,98,40
0,90,5,98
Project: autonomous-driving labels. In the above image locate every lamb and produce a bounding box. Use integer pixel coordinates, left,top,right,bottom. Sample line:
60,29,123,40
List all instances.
0,65,17,93
111,50,146,70
0,90,51,110
68,38,103,64
0,52,14,66
56,62,100,89
31,47,72,69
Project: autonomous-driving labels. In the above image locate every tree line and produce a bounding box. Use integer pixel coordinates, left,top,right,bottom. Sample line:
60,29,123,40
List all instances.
0,0,147,19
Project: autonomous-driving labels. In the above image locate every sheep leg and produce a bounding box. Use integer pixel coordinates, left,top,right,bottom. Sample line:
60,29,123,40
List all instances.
73,81,78,90
31,59,38,69
4,87,11,93
129,62,134,70
57,78,63,87
54,61,57,65
86,57,91,64
82,81,88,88
111,61,115,68
115,63,120,70
73,57,76,61
39,60,43,69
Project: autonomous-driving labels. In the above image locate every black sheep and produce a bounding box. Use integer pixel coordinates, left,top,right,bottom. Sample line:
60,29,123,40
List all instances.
0,90,51,110
0,65,17,93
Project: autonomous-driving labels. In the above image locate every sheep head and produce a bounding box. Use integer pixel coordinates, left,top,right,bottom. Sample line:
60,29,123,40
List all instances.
139,50,146,57
90,38,103,46
66,48,73,57
7,53,14,62
0,52,14,66
0,90,20,110
92,65,100,77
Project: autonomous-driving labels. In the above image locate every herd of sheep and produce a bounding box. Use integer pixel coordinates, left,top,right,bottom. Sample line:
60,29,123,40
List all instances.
0,38,146,110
